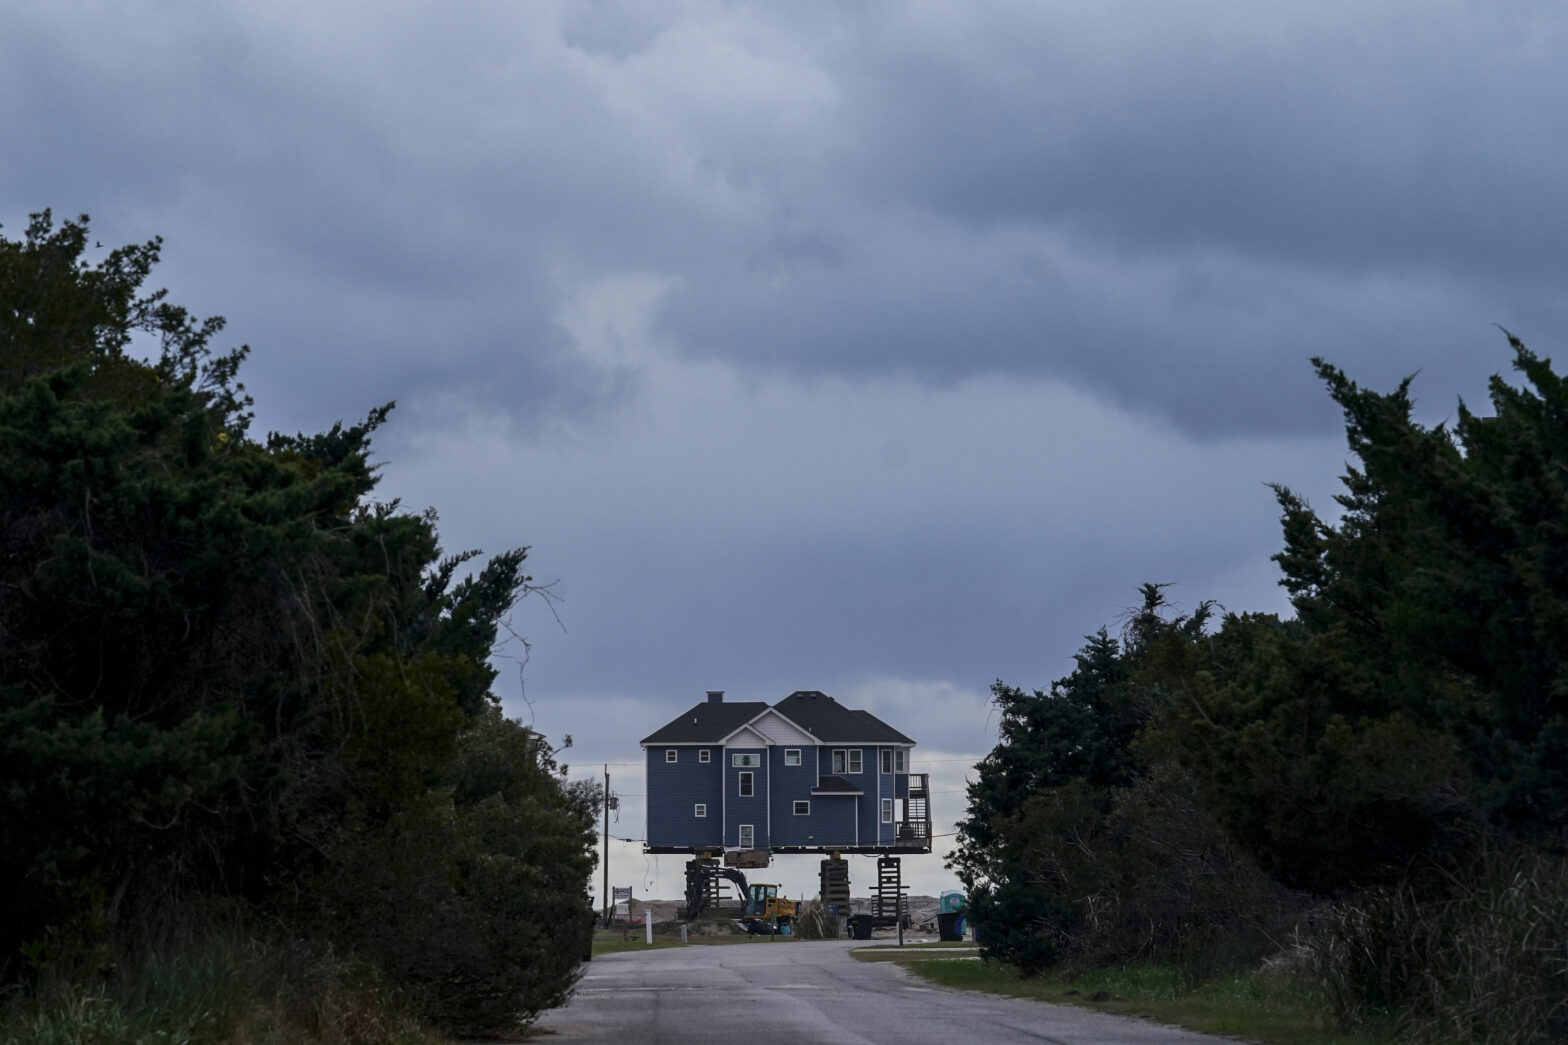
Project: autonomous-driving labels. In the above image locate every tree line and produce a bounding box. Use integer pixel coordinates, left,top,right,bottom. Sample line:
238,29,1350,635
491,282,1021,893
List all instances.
954,341,1568,1041
0,212,597,1039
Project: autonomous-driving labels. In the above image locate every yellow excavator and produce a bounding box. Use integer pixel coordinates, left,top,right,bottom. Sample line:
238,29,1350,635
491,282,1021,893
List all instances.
745,883,796,922
741,883,796,934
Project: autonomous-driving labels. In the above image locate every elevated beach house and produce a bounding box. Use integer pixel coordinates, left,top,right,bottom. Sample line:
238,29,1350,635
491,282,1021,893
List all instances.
641,689,930,855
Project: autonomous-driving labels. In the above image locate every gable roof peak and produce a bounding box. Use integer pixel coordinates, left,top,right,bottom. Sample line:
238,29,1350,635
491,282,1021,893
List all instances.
772,689,914,745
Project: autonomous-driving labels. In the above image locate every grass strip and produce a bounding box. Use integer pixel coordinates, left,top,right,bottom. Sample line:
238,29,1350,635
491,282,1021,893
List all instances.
591,930,812,956
862,955,1391,1045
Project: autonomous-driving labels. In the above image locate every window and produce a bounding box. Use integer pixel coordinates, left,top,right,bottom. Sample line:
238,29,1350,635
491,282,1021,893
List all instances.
731,753,760,768
738,824,754,849
847,749,863,774
881,798,894,824
881,749,891,774
738,771,754,797
698,749,711,763
784,749,801,766
694,803,707,818
793,800,810,816
665,749,678,763
832,749,846,774
881,748,905,773
895,748,906,772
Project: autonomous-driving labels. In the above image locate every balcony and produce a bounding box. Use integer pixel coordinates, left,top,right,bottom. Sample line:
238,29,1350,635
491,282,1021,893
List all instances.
893,773,932,852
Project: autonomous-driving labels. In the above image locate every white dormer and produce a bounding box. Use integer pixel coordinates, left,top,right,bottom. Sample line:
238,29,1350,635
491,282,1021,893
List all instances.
746,708,815,747
724,724,768,749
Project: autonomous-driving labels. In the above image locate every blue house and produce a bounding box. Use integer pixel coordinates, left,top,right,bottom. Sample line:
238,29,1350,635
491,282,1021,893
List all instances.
641,689,931,856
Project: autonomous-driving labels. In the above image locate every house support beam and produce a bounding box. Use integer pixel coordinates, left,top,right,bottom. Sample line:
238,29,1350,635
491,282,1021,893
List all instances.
819,856,850,910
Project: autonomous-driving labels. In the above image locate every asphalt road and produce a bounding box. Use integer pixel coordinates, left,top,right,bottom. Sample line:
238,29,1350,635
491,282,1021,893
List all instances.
531,940,1235,1045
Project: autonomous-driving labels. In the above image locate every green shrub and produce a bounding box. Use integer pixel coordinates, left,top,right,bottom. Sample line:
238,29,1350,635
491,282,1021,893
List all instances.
319,710,597,1037
791,900,835,940
1317,845,1568,1044
0,922,441,1045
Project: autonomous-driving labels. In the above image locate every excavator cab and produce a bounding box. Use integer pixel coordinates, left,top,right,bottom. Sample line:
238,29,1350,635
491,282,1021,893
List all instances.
745,884,797,925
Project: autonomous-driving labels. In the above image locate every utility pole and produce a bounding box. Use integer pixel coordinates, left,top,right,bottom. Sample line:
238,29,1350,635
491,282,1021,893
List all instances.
601,765,610,928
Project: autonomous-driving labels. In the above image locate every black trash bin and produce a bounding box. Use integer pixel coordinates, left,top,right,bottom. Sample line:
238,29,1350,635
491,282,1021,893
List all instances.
937,911,963,942
847,914,875,940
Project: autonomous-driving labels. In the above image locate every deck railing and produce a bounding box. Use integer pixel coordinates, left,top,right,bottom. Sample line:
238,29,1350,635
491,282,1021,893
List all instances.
896,773,932,851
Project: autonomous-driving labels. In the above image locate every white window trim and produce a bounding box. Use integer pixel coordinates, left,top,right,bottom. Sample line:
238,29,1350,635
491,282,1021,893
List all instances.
847,749,863,774
881,748,891,774
665,749,678,763
732,753,761,768
881,798,894,824
694,803,707,818
784,748,801,766
896,748,906,772
698,749,711,763
738,771,754,798
738,824,755,849
793,800,810,816
832,749,846,774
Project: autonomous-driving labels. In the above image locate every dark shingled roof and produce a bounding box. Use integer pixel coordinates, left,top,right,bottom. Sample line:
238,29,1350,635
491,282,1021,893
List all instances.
773,690,914,744
810,775,863,795
640,701,769,744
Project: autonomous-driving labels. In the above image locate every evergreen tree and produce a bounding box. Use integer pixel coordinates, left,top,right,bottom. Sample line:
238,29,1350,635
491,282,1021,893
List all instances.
0,211,594,1033
951,586,1217,971
1159,337,1568,893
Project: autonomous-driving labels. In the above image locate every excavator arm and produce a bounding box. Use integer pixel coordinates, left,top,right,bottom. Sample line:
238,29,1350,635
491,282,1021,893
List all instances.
682,864,750,920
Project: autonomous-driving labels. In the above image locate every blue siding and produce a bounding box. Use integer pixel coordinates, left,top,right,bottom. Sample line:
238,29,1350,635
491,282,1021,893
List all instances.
722,748,768,848
876,746,911,842
800,794,858,847
816,744,873,782
768,746,821,846
645,747,722,848
813,746,874,846
646,735,914,851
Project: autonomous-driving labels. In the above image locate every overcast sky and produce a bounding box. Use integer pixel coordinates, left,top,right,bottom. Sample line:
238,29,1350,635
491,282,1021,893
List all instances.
7,0,1564,901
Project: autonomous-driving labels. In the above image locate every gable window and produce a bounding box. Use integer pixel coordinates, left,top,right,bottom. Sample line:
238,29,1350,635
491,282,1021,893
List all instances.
738,771,754,797
847,749,863,774
694,803,707,818
665,749,678,763
832,749,846,774
738,824,754,849
784,749,801,766
793,800,810,816
698,749,711,763
881,798,894,824
732,753,761,768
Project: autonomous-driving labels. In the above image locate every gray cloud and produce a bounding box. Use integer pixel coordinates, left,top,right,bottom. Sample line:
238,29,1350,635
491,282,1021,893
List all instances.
5,0,1559,898
7,1,1557,440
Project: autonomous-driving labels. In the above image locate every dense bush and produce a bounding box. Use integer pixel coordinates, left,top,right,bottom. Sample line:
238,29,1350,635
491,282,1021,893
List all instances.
791,899,836,940
1,918,443,1045
1317,845,1568,1044
0,211,596,1036
322,709,597,1034
956,339,1568,1045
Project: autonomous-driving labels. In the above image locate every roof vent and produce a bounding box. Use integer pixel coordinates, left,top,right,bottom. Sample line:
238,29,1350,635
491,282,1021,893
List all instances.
706,690,724,704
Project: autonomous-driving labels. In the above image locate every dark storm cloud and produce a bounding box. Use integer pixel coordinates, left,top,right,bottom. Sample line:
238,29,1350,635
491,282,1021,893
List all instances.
10,0,1558,903
7,2,1558,440
837,3,1568,282
645,2,1567,436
